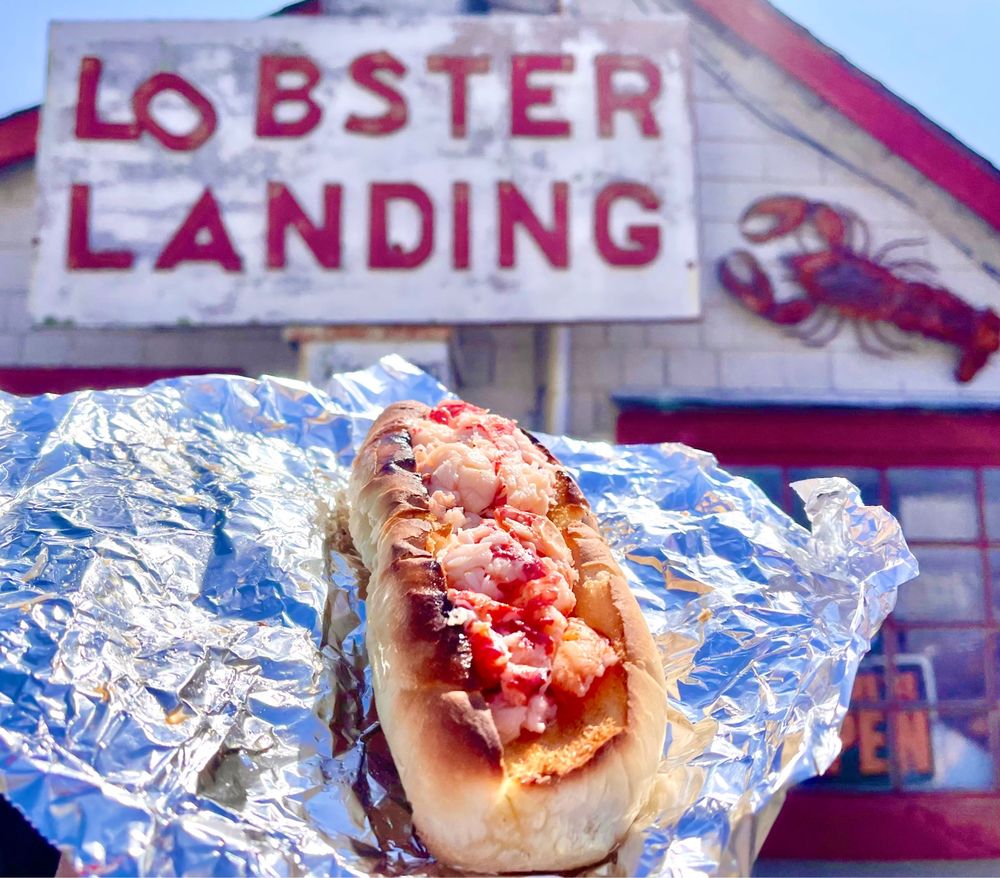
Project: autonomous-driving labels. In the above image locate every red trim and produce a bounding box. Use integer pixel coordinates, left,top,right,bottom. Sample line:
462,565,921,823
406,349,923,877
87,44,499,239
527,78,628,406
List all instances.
271,0,321,13
0,1,319,173
0,367,242,396
687,0,1000,233
761,790,1000,860
3,0,1000,234
0,107,40,170
615,407,1000,468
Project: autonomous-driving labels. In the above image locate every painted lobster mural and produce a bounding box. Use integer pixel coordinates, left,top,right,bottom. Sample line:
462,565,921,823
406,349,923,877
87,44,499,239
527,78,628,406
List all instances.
717,195,1000,382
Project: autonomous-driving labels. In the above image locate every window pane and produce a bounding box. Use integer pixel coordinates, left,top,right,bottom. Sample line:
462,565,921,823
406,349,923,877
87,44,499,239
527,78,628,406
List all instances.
789,467,880,528
900,712,993,791
888,468,978,541
809,645,905,790
894,547,985,622
818,706,892,789
896,628,987,701
868,624,886,658
810,656,892,790
726,466,785,511
986,469,1000,540
992,550,1000,617
804,633,995,791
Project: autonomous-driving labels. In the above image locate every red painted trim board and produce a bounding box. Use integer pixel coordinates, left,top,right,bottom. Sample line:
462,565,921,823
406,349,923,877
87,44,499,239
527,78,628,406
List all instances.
686,0,1000,233
616,407,1000,468
2,0,1000,235
0,0,319,173
0,107,40,170
762,790,1000,860
0,366,242,396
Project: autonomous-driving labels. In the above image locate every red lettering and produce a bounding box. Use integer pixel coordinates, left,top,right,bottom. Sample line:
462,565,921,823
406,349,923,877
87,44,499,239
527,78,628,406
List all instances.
132,73,217,151
75,57,139,141
453,181,470,269
511,55,573,138
498,181,568,268
368,183,434,269
75,58,217,149
595,183,661,266
596,55,661,138
346,52,408,136
266,182,342,269
155,189,242,272
256,55,322,138
426,55,490,138
66,184,134,270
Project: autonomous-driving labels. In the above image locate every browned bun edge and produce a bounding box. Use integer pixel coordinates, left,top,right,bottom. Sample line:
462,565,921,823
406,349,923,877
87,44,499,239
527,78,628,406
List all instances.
348,401,668,872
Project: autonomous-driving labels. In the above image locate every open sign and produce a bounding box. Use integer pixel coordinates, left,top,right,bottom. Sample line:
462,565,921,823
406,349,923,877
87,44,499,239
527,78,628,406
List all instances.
34,17,699,328
820,657,935,787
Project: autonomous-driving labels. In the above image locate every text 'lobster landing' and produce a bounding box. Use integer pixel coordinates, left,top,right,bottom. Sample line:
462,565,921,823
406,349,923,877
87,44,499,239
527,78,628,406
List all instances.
33,17,699,327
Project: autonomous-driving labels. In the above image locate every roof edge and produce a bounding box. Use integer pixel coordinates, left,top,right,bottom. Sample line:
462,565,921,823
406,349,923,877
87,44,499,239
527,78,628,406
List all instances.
2,0,1000,237
686,0,1000,234
0,106,40,171
0,0,321,172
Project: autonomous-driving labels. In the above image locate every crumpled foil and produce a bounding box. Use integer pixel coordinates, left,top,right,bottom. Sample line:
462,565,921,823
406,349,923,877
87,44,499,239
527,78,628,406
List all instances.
0,355,917,876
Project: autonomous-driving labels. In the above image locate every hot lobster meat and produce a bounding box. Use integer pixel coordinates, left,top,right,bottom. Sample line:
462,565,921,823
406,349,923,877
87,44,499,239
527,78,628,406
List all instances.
717,195,1000,382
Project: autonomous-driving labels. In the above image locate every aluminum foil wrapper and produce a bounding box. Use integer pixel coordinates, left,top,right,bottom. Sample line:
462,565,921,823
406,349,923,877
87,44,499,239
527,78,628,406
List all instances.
0,355,917,876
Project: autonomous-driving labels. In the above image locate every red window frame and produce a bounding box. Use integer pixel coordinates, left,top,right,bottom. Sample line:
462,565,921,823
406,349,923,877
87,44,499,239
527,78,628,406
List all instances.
617,404,1000,861
0,367,243,396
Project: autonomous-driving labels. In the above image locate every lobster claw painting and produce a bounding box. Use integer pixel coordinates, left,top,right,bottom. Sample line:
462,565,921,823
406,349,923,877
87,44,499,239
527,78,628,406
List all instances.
717,195,1000,382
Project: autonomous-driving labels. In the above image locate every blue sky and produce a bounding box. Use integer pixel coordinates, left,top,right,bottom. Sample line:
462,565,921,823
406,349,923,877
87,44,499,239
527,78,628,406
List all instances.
2,1,998,169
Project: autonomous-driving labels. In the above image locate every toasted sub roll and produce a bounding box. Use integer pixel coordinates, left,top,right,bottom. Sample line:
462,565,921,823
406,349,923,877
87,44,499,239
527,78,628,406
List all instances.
348,400,667,872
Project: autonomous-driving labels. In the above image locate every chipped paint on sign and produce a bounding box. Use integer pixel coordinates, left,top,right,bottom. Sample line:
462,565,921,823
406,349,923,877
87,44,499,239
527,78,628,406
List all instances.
34,17,699,327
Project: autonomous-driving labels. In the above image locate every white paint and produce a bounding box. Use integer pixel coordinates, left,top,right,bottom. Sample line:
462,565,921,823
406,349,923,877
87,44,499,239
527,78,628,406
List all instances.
570,45,1000,421
34,17,700,328
0,5,997,436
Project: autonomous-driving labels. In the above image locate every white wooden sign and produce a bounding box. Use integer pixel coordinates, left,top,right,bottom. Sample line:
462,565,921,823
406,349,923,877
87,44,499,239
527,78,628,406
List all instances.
33,17,699,327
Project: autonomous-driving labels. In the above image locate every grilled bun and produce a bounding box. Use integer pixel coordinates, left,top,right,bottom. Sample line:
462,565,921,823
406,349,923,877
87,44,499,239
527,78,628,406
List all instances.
348,400,667,872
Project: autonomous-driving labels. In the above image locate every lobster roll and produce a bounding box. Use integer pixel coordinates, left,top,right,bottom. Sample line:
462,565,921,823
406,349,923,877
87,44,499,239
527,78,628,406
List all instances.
348,400,667,872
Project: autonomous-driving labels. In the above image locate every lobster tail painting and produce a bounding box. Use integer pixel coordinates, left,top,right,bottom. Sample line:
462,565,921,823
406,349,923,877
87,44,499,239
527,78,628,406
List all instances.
718,195,1000,383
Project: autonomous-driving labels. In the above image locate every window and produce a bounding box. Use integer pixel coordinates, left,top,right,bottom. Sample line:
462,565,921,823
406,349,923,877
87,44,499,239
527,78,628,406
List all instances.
616,404,1000,859
729,463,998,794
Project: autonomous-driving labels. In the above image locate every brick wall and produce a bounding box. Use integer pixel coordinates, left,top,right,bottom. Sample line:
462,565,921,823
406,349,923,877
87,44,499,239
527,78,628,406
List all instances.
2,6,999,438
0,162,535,414
453,326,540,424
564,44,1000,437
0,163,296,379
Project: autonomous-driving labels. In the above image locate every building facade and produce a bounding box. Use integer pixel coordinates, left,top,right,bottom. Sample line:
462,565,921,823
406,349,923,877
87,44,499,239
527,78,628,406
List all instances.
1,0,998,863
